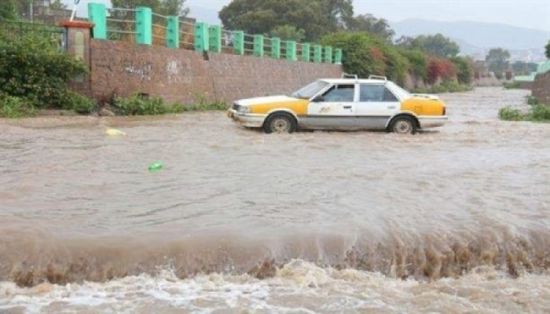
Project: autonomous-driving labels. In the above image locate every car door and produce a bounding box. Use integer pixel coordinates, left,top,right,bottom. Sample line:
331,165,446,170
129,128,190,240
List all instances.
355,84,401,130
304,84,356,129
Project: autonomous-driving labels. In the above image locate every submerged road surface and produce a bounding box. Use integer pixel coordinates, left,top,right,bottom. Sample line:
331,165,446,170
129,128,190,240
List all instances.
0,87,549,313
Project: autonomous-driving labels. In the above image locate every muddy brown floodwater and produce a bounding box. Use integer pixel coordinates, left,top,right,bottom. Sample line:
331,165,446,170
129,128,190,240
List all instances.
0,87,549,313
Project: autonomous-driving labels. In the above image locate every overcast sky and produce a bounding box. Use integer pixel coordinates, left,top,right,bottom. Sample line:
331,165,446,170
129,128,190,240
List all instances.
67,0,550,32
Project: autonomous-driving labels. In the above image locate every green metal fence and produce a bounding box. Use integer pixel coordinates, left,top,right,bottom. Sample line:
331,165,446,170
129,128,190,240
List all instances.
87,2,342,64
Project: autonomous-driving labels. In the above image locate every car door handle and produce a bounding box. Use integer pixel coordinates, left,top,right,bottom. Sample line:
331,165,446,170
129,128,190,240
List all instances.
387,106,397,109
343,105,352,109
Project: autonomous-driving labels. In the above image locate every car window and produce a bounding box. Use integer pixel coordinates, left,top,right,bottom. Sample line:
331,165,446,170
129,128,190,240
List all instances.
292,80,329,99
360,84,399,102
321,85,355,102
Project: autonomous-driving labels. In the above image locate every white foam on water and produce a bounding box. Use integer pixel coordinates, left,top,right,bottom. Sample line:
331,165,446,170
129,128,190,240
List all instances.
1,261,549,313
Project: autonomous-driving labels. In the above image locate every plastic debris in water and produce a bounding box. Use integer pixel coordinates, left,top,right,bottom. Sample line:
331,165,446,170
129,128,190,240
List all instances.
148,161,164,172
105,128,126,136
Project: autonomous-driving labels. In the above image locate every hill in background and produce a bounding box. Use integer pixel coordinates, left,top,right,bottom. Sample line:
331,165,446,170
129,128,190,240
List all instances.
392,19,549,62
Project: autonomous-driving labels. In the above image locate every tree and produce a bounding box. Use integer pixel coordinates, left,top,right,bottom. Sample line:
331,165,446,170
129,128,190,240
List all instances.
451,56,474,84
158,0,189,16
485,48,510,79
546,41,550,59
219,0,353,41
270,25,305,42
399,34,460,58
0,0,17,20
322,32,408,83
111,0,188,16
347,14,394,41
49,0,67,10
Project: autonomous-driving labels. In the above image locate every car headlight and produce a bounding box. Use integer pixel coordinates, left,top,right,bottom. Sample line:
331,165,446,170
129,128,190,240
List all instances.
237,105,250,113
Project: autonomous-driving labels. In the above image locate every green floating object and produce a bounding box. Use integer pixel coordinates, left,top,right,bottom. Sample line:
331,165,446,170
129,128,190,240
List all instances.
148,161,163,172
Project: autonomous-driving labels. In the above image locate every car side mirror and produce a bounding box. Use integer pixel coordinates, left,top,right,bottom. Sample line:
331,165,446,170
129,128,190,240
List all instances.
312,95,324,102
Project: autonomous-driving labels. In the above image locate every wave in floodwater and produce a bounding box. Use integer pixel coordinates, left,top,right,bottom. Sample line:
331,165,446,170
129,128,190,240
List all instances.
0,88,549,312
2,261,550,313
0,226,549,287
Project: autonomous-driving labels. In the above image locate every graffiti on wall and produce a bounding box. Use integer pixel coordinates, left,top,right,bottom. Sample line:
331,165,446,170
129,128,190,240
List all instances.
124,63,152,81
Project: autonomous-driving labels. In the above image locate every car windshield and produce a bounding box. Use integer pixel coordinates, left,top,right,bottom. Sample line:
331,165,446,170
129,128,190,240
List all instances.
292,80,329,99
386,81,411,100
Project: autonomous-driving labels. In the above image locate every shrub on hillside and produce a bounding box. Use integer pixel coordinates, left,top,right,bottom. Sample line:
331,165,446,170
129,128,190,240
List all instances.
451,56,474,85
427,58,456,84
398,48,427,80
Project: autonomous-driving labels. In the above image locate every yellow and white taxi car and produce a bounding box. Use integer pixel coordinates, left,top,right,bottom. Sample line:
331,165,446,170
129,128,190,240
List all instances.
228,75,447,134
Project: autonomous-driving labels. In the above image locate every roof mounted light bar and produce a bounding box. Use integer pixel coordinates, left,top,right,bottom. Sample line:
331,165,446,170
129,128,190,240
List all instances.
368,75,387,81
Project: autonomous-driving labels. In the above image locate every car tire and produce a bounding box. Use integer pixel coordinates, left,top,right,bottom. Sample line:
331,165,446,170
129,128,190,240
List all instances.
390,116,416,134
263,112,297,134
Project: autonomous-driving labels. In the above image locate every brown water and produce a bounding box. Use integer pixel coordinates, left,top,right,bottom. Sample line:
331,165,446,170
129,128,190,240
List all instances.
1,87,549,313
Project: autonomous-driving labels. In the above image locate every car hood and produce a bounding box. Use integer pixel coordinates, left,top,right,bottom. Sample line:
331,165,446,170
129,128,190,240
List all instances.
236,95,300,107
410,93,440,100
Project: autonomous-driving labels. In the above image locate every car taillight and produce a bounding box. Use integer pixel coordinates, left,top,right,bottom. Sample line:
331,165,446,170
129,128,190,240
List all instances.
442,107,446,115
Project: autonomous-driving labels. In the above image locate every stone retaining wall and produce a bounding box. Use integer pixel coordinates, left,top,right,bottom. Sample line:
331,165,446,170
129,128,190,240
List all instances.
87,40,343,104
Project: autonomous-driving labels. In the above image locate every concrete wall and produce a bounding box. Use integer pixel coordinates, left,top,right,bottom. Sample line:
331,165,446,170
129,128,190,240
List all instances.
532,72,550,104
88,40,343,104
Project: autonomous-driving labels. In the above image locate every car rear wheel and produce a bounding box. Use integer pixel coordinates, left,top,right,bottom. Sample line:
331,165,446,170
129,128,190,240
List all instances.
263,113,297,134
390,116,416,134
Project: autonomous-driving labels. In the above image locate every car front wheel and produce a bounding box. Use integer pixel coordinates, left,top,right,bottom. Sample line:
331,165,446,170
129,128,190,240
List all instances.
390,116,416,134
263,113,297,134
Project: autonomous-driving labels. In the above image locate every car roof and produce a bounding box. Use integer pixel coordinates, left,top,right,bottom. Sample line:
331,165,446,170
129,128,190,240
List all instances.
319,78,392,84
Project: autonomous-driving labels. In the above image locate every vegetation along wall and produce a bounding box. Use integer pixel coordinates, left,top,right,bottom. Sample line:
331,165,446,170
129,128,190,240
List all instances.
88,40,342,104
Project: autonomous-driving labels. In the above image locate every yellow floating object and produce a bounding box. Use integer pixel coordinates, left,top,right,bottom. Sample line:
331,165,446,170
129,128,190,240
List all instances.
105,128,126,136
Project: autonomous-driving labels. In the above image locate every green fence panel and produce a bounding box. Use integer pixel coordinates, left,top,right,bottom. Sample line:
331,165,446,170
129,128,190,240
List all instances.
233,31,244,55
88,2,107,39
313,45,322,63
334,48,343,64
166,16,179,48
271,37,281,58
209,25,222,53
301,43,310,62
194,22,209,52
324,46,333,63
286,41,297,61
135,7,152,45
253,35,264,57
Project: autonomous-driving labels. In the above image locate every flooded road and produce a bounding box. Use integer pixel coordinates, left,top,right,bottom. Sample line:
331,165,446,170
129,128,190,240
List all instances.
1,87,549,313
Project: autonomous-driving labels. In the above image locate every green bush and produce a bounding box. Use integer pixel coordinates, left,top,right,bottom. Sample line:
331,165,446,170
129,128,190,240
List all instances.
0,94,36,118
178,102,228,112
113,94,228,116
0,24,87,109
528,104,550,121
113,95,172,116
451,56,474,85
321,32,395,79
527,96,539,106
62,91,96,114
499,106,526,121
398,48,427,80
503,81,521,89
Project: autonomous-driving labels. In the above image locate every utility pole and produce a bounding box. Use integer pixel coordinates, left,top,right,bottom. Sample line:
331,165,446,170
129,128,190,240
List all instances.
29,0,33,23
